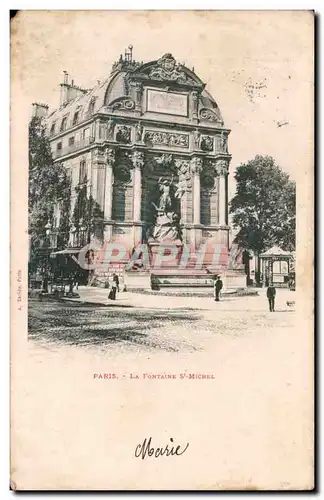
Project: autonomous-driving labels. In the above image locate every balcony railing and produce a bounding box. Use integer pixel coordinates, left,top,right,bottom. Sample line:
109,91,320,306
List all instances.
53,136,95,159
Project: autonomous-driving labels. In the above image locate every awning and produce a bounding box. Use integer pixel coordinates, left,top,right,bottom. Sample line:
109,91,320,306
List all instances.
50,248,81,257
260,246,293,258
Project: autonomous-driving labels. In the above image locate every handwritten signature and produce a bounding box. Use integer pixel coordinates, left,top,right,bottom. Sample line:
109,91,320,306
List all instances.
135,437,189,459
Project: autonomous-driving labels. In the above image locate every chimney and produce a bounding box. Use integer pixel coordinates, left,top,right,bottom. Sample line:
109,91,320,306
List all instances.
32,102,49,118
60,71,87,107
60,70,69,107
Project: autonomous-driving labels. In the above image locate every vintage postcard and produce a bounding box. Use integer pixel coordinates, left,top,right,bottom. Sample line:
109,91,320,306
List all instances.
10,10,314,491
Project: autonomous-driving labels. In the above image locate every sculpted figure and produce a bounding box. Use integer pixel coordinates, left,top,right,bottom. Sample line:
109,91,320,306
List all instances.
107,118,115,140
135,122,144,143
149,177,182,243
193,129,201,150
220,132,228,153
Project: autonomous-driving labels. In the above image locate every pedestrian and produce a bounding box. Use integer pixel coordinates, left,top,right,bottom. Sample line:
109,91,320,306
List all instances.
108,280,117,300
266,283,276,312
112,272,120,292
214,275,223,302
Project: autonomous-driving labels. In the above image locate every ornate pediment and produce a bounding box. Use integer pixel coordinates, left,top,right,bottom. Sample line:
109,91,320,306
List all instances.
199,107,223,124
107,96,135,111
130,53,204,89
148,54,191,84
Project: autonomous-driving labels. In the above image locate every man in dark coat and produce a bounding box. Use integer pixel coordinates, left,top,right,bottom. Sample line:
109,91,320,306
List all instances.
112,273,120,292
214,276,223,302
266,283,276,312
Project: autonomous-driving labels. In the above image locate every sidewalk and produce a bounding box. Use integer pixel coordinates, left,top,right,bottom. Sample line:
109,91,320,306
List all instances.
63,285,295,312
62,286,130,307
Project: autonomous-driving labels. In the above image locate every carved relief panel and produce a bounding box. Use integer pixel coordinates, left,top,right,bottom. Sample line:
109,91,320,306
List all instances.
200,135,214,152
192,130,214,152
144,130,189,148
115,125,132,144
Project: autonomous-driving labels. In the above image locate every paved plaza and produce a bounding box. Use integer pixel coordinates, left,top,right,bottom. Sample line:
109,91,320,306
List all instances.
28,287,296,353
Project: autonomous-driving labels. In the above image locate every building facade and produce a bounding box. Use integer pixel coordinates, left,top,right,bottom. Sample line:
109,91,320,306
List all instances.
33,49,235,286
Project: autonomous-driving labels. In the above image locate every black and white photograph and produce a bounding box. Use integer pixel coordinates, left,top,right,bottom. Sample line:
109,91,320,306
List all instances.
10,10,314,491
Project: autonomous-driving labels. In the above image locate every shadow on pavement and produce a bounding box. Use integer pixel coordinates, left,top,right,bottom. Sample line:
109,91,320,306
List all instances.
28,300,200,351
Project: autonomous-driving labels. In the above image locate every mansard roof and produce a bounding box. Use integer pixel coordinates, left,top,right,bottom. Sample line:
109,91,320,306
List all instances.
46,52,224,132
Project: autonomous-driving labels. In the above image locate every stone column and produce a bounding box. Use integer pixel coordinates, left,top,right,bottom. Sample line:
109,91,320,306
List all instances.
216,160,229,226
218,176,226,225
174,158,191,225
190,157,203,225
96,165,106,211
193,175,201,225
131,151,144,221
189,157,203,250
91,148,106,203
104,148,115,220
103,148,115,242
130,151,144,244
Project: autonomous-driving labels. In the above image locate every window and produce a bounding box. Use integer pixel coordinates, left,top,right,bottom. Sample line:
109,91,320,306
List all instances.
72,109,80,126
56,142,62,150
79,160,87,184
50,121,56,135
68,136,75,146
60,115,68,131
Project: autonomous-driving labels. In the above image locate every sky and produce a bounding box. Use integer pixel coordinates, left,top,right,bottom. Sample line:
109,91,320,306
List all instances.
11,10,314,199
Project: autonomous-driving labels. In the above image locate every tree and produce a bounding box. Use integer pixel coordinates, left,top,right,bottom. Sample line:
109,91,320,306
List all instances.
230,155,296,279
72,184,104,241
28,116,71,287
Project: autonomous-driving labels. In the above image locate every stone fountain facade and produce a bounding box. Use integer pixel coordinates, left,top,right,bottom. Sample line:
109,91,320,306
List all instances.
36,49,242,290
